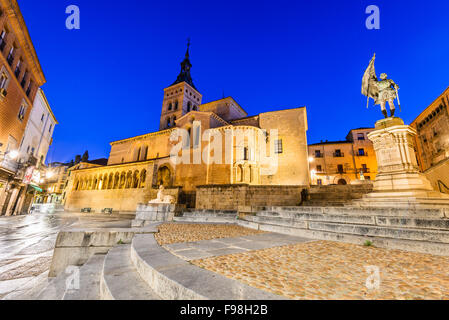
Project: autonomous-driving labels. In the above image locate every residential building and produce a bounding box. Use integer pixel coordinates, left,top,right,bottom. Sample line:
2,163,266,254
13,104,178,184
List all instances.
411,87,449,193
0,0,46,215
308,128,377,185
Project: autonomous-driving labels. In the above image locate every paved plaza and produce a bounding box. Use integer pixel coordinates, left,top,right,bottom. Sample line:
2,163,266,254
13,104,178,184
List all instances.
0,212,131,299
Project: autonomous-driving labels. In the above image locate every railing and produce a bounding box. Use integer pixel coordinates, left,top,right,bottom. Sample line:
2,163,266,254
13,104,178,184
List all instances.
333,152,344,157
438,180,449,194
314,154,324,158
0,157,19,173
356,151,368,157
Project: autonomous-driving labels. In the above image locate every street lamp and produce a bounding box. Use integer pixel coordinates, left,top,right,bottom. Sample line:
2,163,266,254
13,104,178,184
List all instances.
308,156,314,163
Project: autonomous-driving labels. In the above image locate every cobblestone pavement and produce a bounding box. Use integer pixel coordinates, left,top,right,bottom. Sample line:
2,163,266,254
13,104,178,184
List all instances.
192,241,449,300
0,212,131,299
155,223,266,245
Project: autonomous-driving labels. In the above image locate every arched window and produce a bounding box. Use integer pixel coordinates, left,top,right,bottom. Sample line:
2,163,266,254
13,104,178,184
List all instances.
133,170,139,188
187,101,191,112
172,116,176,126
139,170,146,188
174,101,178,110
142,146,148,160
134,147,141,162
166,117,171,127
168,102,172,110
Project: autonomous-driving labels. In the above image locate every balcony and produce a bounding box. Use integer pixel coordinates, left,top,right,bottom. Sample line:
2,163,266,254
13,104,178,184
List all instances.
314,153,324,158
333,152,344,157
336,169,346,174
359,168,370,173
356,151,369,157
0,157,19,174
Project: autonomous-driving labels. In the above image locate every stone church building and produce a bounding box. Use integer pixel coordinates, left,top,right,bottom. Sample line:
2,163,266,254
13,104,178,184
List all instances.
64,45,310,213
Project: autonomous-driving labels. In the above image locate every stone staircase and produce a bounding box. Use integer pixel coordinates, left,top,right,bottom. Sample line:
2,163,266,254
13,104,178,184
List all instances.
238,205,449,256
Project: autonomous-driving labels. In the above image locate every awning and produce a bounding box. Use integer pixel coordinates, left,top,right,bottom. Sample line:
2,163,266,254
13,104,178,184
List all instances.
28,184,43,192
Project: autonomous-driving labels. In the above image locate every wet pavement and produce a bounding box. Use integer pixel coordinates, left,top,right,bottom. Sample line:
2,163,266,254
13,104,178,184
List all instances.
0,211,132,299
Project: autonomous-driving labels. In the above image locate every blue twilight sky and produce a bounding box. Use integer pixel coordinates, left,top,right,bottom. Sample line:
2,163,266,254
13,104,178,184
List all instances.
18,0,449,163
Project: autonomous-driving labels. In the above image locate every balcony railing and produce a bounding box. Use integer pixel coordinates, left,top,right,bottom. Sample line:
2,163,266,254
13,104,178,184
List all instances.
314,154,324,158
0,157,19,173
356,151,368,157
333,152,344,157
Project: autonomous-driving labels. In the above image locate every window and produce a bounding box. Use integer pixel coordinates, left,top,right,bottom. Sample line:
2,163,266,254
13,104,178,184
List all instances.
18,105,26,121
317,179,322,186
337,164,344,173
26,81,32,97
357,133,365,140
274,139,283,154
174,101,178,110
168,102,172,110
41,113,45,121
187,101,192,112
21,71,28,88
48,124,52,133
334,149,342,157
315,150,322,158
0,72,8,91
316,165,322,172
365,176,371,180
358,148,365,156
0,30,6,51
15,59,21,78
243,147,249,160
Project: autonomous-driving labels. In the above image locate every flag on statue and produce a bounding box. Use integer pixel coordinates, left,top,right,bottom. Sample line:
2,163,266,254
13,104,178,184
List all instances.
362,54,379,108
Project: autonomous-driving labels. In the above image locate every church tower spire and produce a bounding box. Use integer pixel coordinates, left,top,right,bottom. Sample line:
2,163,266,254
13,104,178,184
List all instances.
171,38,196,89
159,39,203,130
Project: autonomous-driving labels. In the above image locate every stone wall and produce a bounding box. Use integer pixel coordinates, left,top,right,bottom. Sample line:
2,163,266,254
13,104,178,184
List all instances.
195,184,305,211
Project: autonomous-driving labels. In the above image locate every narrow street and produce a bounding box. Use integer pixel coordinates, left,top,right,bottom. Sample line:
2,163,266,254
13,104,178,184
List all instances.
0,212,131,299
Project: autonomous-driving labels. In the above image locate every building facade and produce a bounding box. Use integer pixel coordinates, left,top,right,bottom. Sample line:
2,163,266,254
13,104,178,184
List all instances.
411,87,449,193
19,88,57,167
0,0,46,216
308,128,377,185
64,46,310,213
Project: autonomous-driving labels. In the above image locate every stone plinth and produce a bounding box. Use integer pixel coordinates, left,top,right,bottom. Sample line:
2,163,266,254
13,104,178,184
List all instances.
360,117,449,207
131,203,178,227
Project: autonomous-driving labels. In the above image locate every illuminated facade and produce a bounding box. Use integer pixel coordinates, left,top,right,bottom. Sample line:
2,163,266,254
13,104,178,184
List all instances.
64,46,310,213
308,128,378,185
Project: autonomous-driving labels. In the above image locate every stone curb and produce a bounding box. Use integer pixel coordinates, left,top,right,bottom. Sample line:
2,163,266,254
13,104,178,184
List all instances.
130,234,285,300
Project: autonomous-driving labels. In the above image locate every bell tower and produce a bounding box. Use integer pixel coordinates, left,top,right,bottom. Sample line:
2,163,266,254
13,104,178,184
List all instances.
159,40,202,130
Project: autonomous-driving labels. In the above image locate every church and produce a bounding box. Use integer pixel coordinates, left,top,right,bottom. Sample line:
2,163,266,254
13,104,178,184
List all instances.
64,44,310,213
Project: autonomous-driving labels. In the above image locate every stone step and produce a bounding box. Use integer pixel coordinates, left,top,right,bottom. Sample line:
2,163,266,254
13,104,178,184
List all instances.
63,254,106,300
174,216,237,223
259,206,446,218
237,218,449,256
100,244,160,300
35,269,71,300
182,210,237,217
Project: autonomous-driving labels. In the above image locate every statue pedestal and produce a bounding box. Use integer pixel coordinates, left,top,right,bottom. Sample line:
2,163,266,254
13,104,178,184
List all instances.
357,117,449,208
131,203,180,227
